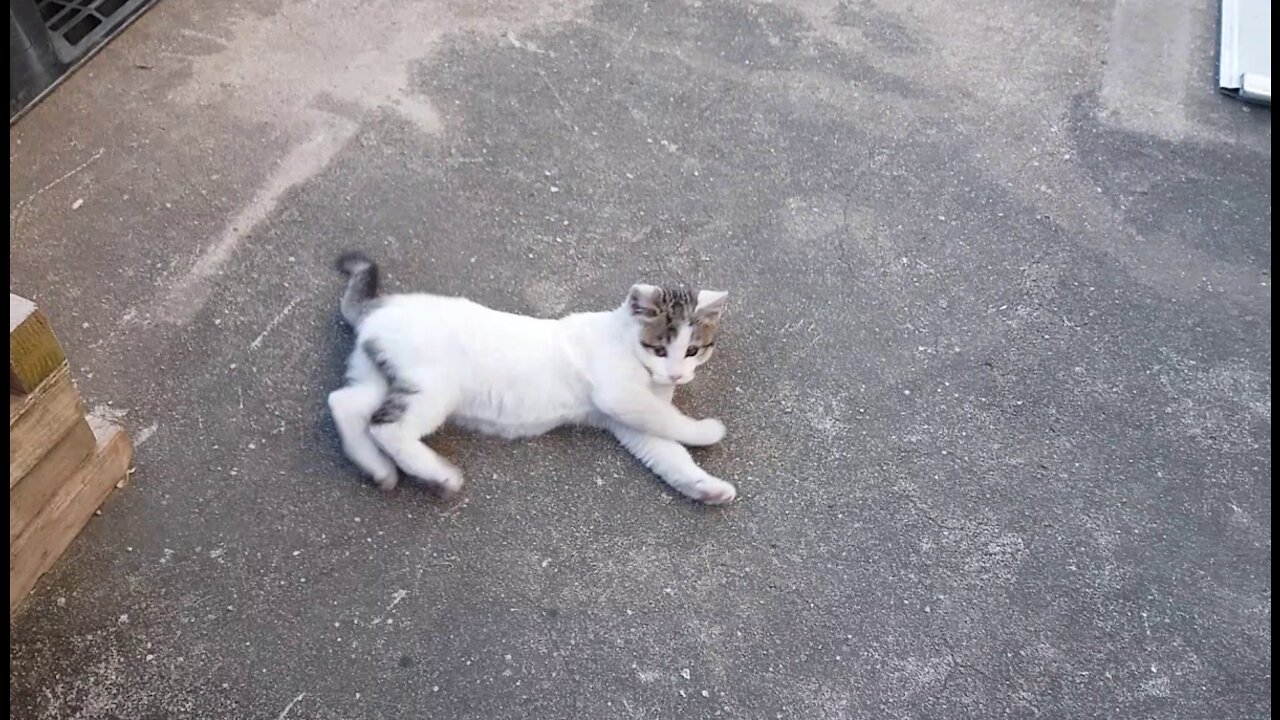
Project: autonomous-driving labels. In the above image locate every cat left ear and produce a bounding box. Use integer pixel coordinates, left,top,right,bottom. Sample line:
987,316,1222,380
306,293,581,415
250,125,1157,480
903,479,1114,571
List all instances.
628,284,662,319
695,290,728,321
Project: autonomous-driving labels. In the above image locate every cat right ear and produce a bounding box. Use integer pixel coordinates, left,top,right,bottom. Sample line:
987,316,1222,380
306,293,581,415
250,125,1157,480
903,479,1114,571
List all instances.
694,290,728,321
627,284,662,319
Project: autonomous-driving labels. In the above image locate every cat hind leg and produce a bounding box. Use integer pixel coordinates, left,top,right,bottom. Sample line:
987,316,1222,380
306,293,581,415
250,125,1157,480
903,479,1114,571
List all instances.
368,387,464,495
329,383,399,490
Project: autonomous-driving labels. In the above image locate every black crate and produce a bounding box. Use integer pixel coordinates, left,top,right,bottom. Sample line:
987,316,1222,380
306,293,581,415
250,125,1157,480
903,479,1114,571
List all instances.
11,0,157,121
37,0,150,64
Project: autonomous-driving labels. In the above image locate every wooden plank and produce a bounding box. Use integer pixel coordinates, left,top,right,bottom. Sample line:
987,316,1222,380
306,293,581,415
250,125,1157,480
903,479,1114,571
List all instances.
9,418,96,546
10,294,67,394
10,422,132,617
10,364,85,487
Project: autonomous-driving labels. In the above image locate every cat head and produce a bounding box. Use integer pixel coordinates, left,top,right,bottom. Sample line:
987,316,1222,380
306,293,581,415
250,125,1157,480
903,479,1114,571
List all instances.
625,284,728,386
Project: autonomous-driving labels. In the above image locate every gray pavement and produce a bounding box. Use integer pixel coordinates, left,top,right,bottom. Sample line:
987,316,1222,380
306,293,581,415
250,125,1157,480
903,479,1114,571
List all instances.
8,0,1271,718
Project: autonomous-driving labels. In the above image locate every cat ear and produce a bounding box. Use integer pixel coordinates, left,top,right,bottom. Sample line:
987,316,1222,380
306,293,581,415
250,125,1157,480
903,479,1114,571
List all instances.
627,284,662,318
695,290,728,321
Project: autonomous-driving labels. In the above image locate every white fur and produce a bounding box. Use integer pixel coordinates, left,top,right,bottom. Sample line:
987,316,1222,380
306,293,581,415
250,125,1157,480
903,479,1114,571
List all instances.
329,289,735,503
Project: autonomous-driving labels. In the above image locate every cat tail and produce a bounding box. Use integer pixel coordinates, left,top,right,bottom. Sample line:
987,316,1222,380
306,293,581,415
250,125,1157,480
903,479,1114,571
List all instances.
336,251,380,326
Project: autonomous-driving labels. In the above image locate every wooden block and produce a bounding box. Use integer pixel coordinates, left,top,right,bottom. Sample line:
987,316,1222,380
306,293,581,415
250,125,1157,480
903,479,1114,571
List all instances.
9,418,96,546
10,364,86,487
10,422,132,617
10,294,67,394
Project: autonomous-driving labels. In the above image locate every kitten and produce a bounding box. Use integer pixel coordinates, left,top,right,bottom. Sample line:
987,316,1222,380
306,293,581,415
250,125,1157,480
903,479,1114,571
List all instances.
328,252,737,504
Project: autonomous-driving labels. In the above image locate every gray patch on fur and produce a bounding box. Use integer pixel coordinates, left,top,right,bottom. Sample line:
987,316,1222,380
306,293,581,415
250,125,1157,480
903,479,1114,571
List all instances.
631,286,722,350
337,251,380,326
370,395,410,425
362,340,401,386
690,318,720,353
632,286,695,344
363,339,417,425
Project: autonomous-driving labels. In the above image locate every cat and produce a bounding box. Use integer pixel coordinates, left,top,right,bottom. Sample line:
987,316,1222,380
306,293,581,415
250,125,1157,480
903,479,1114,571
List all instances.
327,251,737,504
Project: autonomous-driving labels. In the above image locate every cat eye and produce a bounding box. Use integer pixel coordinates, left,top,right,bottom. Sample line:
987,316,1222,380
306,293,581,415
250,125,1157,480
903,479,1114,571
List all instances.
688,342,714,357
643,343,667,357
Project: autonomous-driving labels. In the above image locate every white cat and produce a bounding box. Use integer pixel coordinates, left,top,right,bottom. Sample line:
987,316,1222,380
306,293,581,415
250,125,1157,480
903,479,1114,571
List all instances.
327,252,737,504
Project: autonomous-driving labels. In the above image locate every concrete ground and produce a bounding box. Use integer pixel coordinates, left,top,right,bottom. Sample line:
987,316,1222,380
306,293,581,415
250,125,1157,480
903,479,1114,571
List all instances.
8,0,1270,717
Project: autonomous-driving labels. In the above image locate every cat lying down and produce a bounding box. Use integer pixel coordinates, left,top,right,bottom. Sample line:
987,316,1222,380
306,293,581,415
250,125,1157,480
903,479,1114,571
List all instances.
328,252,736,504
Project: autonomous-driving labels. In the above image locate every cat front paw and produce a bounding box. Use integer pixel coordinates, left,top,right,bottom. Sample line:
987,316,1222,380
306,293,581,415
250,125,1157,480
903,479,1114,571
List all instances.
433,463,465,497
685,418,726,446
373,471,399,492
694,477,737,505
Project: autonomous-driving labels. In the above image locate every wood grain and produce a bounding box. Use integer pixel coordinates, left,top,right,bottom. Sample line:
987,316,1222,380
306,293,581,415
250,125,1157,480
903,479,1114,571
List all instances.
9,419,96,545
10,294,66,394
10,365,85,487
10,422,132,617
